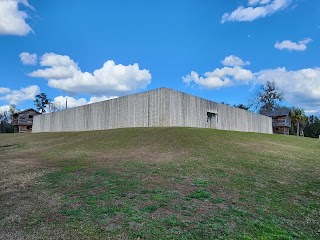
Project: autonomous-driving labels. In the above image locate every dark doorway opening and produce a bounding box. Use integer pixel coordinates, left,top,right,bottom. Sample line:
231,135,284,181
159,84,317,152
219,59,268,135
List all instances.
207,112,217,129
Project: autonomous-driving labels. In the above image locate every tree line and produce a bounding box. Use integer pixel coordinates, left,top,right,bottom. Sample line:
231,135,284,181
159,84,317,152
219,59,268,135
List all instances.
233,80,320,138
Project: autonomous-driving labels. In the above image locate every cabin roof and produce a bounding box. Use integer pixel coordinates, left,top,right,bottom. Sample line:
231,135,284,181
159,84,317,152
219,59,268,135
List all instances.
260,110,291,117
13,108,40,115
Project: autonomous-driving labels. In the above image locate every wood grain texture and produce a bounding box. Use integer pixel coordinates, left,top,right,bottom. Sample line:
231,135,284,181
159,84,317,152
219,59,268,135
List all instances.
32,88,272,134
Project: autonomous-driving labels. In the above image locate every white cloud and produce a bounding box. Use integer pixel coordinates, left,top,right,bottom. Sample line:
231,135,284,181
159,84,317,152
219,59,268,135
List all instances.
0,0,34,36
183,71,232,88
222,55,251,67
221,0,291,23
274,38,312,51
183,55,320,114
0,87,11,94
52,96,87,109
182,65,254,89
30,66,75,79
19,52,37,65
40,53,77,67
88,95,118,104
256,67,320,113
52,95,118,109
0,105,10,112
29,53,152,96
0,85,40,105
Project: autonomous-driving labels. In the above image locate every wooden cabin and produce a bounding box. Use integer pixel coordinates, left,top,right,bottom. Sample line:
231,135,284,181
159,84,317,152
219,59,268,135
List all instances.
261,110,291,135
12,108,41,133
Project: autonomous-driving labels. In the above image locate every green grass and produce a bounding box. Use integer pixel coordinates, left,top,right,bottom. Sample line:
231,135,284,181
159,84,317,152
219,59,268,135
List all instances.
188,190,211,200
0,127,319,239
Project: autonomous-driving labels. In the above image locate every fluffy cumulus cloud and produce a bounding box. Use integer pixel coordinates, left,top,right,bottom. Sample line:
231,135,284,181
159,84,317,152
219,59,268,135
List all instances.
52,95,118,109
183,54,320,114
256,67,320,113
0,87,11,94
274,38,312,51
222,55,251,67
0,0,34,36
19,52,37,65
182,56,254,89
40,53,77,67
88,95,118,104
52,96,87,109
0,85,40,105
221,0,291,23
29,53,152,96
0,105,10,112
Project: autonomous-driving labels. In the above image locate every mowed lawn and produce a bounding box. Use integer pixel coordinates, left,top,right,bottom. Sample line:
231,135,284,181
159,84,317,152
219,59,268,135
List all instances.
0,128,319,239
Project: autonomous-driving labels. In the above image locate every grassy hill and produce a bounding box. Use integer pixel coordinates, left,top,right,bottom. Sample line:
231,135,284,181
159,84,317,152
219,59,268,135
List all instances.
0,128,319,239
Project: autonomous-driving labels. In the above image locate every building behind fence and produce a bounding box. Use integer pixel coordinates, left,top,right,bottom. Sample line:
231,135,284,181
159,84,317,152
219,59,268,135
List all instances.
261,110,291,135
32,88,272,134
13,108,40,133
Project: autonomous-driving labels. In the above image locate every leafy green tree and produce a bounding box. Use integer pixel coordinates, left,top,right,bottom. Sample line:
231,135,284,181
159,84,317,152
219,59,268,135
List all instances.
304,116,320,138
220,101,230,106
234,104,249,110
48,102,64,113
0,110,14,133
290,107,308,136
250,80,284,113
9,104,16,120
34,93,50,113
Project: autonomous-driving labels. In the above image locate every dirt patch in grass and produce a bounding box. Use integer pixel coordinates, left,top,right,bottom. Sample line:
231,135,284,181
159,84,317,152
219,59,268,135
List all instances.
1,171,47,193
0,146,63,239
0,155,50,193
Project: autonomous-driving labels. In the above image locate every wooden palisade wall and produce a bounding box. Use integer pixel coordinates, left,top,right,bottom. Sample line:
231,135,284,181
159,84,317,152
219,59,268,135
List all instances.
32,88,272,134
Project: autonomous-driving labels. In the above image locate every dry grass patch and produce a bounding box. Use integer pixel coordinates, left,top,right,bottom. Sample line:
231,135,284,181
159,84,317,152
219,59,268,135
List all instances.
0,128,319,239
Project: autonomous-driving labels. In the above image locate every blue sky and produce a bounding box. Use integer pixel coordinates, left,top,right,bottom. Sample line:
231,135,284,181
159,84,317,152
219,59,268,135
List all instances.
0,0,319,115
